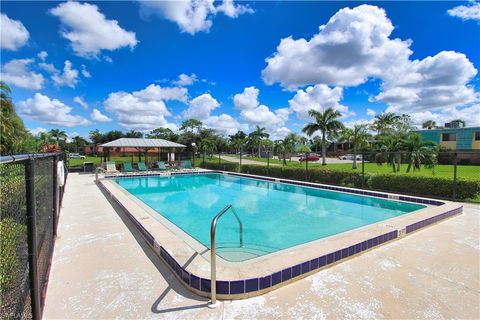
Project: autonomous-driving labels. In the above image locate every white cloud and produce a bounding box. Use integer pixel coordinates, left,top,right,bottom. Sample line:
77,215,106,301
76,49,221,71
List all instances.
37,51,48,61
81,65,91,78
1,13,29,50
91,108,112,122
74,96,89,109
183,93,220,120
233,86,290,138
448,1,480,21
366,108,376,117
262,5,412,90
407,104,480,128
204,114,248,136
104,84,188,130
51,60,79,88
173,73,198,86
288,84,352,120
377,51,478,113
38,62,57,73
50,2,138,57
28,127,48,136
139,0,252,35
216,0,254,18
19,93,91,127
233,86,259,110
0,59,44,90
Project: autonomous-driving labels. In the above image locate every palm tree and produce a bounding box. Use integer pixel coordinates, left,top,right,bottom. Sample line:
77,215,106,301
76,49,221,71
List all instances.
377,134,403,173
49,129,67,149
338,125,370,169
371,112,400,136
249,125,269,157
200,138,217,159
274,140,288,165
302,108,344,165
422,120,437,130
402,133,438,173
1,82,29,155
125,129,143,138
449,119,466,128
37,132,52,151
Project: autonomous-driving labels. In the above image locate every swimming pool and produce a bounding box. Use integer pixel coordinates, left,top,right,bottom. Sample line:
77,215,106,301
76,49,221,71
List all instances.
115,173,425,262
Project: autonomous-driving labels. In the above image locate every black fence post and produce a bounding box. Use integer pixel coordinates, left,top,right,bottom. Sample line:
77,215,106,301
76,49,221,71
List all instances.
305,152,309,181
361,152,365,189
25,158,41,320
218,151,221,165
453,152,457,200
239,148,242,173
267,151,270,173
52,154,58,236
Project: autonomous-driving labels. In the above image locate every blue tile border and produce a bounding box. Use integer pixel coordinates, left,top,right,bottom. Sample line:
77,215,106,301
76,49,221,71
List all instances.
98,172,461,299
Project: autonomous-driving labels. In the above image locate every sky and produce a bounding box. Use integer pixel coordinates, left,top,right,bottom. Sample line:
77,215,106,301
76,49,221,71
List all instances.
1,0,479,140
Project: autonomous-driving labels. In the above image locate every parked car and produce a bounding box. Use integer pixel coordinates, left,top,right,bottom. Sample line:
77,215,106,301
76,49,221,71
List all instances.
299,153,320,161
68,153,86,159
339,154,362,160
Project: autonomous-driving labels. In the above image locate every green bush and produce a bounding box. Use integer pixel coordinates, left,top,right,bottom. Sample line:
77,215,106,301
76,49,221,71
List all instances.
368,174,480,200
0,218,24,292
200,161,239,171
203,162,479,200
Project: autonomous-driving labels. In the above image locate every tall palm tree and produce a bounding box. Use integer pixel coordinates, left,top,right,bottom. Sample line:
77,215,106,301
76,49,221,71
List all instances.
49,129,67,149
371,112,400,136
249,125,269,157
302,108,344,165
200,138,217,159
37,132,52,151
402,133,438,173
422,120,437,130
339,125,370,169
377,134,403,173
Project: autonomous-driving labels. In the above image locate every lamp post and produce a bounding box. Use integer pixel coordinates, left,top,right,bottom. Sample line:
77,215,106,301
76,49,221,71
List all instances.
191,142,197,167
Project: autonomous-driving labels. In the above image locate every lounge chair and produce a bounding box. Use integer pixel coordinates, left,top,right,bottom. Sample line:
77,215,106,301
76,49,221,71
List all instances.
137,162,148,171
157,161,169,171
123,162,136,172
183,160,193,170
105,161,119,174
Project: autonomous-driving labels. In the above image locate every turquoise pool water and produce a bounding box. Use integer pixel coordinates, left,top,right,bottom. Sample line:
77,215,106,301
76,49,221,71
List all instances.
115,173,425,261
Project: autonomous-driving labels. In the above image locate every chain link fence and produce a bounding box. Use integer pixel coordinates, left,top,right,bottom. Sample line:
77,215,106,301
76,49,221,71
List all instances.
0,153,67,320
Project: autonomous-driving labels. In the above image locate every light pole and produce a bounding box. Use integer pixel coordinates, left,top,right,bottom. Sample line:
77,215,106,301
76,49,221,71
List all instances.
191,142,197,167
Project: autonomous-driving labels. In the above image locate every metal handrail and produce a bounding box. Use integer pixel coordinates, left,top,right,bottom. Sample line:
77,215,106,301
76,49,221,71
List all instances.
209,204,243,307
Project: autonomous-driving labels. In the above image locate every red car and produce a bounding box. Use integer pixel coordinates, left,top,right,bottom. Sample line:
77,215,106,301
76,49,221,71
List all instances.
299,153,320,161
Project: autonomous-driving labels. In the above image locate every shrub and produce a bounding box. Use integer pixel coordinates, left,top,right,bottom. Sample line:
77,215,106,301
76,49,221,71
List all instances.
0,219,24,292
368,174,480,200
200,161,239,171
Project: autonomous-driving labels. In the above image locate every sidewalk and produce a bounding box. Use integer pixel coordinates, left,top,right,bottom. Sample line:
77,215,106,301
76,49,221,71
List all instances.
43,173,480,319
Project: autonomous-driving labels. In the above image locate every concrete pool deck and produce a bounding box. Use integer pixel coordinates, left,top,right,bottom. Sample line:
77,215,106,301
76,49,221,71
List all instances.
43,173,480,319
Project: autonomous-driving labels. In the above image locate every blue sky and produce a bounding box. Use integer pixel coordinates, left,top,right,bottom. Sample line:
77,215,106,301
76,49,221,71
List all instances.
1,1,479,140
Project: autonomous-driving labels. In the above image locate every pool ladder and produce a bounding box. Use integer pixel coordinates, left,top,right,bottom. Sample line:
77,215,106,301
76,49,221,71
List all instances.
209,204,243,308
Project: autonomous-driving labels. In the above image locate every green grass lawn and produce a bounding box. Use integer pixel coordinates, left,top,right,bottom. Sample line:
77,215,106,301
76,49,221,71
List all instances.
242,156,480,180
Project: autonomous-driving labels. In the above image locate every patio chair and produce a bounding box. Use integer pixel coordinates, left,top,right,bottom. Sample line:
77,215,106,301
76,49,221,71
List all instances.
105,161,119,174
183,160,194,170
137,162,148,171
157,161,169,171
123,162,136,172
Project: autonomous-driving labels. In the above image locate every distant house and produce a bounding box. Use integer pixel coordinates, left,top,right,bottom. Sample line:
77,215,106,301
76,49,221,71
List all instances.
414,126,480,164
413,126,480,151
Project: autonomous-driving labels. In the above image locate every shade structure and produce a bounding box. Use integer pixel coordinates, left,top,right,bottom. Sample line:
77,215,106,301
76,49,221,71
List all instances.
99,138,185,148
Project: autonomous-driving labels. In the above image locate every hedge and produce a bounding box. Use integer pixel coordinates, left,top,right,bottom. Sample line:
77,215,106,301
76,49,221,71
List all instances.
199,162,480,200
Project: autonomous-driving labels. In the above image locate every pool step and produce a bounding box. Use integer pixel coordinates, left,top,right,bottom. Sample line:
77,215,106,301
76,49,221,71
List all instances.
216,243,278,262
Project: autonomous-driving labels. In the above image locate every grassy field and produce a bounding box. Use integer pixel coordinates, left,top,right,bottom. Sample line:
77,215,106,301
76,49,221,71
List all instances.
241,156,480,180
67,155,214,168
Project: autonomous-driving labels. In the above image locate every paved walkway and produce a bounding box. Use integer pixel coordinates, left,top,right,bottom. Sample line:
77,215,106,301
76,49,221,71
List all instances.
44,173,480,319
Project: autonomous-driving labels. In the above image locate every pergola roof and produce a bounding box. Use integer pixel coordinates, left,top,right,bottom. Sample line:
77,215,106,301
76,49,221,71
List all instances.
99,138,185,148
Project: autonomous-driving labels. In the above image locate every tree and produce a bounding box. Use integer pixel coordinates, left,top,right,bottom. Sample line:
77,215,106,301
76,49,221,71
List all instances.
49,129,67,149
124,130,143,138
377,134,403,173
180,119,203,134
1,82,29,155
422,120,437,130
71,136,88,153
248,125,269,157
274,140,288,165
200,138,217,159
449,119,466,128
402,133,438,173
338,125,370,169
104,130,124,142
147,127,178,141
371,112,400,136
302,108,344,165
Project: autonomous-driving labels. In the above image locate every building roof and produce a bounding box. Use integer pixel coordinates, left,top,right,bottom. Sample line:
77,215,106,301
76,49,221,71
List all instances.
99,138,186,148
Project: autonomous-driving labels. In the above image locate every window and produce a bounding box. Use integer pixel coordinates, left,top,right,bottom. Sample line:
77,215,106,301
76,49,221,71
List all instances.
475,132,480,141
442,133,457,142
